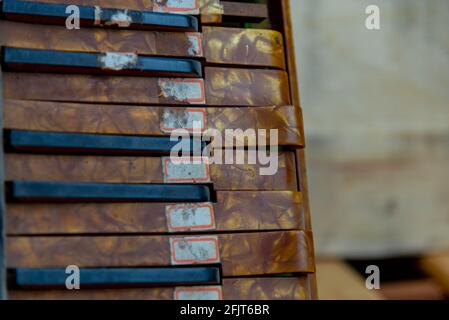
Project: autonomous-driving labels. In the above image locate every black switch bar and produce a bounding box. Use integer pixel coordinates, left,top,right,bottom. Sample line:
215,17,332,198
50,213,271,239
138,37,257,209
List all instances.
12,267,220,288
7,130,205,156
8,181,211,203
1,47,203,78
1,0,198,31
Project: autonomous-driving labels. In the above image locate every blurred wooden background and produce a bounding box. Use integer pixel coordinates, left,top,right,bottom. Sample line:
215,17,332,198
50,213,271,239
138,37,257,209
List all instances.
291,0,449,258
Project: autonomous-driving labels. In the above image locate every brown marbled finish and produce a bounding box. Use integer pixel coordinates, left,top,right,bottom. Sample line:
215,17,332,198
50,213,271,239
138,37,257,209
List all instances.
3,68,289,106
205,67,291,106
3,72,179,105
220,1,268,21
207,105,303,147
222,277,309,300
0,21,287,68
7,231,315,276
7,191,305,235
0,20,198,57
5,152,297,191
3,100,304,147
8,277,310,300
203,27,285,69
0,21,200,57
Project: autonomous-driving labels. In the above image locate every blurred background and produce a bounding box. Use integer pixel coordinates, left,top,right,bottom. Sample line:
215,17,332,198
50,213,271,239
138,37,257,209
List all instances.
290,0,449,299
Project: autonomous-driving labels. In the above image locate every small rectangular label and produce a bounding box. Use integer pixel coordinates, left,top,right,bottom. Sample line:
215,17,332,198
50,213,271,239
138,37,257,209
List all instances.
99,52,138,70
170,236,220,265
154,0,200,14
159,79,206,104
187,33,204,57
163,157,210,183
166,203,215,232
174,286,223,300
161,108,206,133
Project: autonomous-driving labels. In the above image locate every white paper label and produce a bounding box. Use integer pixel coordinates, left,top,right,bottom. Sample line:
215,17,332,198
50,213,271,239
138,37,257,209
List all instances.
105,9,132,27
166,203,215,232
153,0,200,15
99,52,138,70
170,235,220,265
94,7,133,27
187,33,204,57
162,157,210,183
174,286,223,300
159,79,206,105
161,108,206,133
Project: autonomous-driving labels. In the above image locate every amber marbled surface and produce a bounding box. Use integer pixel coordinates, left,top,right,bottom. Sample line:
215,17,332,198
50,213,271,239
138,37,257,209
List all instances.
8,277,310,300
5,152,297,191
220,1,268,21
1,21,288,66
3,72,179,105
207,105,303,147
7,231,315,276
203,27,285,69
201,1,268,24
208,151,297,191
3,100,304,147
205,67,291,106
222,277,309,300
3,69,290,106
7,191,305,235
0,21,201,57
214,191,305,231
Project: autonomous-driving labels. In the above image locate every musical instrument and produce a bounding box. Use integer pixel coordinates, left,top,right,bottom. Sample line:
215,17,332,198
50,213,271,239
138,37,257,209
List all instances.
0,0,316,300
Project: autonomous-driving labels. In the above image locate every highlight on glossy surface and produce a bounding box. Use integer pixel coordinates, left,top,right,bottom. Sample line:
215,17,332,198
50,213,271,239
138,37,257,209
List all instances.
7,191,305,234
203,27,286,69
5,152,298,191
6,231,315,276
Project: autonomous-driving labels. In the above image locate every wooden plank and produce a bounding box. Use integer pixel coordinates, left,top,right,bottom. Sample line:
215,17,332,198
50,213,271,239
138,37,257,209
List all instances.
4,152,298,191
0,21,202,58
3,100,304,147
316,259,383,300
13,267,220,288
7,191,305,234
203,27,285,69
421,252,449,293
6,231,315,276
8,277,310,300
205,67,290,106
3,68,289,106
2,47,203,78
1,0,199,31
